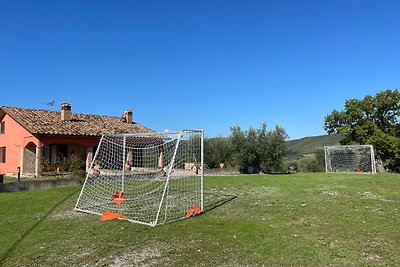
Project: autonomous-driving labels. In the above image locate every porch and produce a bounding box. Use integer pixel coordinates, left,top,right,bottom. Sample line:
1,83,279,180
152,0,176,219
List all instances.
21,137,99,177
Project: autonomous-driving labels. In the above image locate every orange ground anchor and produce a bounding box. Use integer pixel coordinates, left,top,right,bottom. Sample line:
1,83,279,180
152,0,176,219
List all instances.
100,211,125,221
185,204,203,217
112,197,127,204
111,189,127,204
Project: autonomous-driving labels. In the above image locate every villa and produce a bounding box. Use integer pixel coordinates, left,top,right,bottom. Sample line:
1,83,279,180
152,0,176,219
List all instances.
0,103,153,177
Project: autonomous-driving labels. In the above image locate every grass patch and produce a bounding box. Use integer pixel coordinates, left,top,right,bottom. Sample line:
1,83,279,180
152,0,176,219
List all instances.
1,173,400,266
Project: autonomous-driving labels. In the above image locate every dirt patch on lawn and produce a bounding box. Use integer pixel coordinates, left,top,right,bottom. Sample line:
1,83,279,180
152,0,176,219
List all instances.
109,247,164,267
49,209,87,220
359,191,392,202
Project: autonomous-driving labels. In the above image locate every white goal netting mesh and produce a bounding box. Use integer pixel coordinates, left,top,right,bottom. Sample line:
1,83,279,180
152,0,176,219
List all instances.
75,130,204,226
324,145,376,174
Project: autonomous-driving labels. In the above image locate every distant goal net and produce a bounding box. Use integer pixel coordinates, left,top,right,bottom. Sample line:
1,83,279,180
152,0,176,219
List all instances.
75,130,204,226
324,145,376,174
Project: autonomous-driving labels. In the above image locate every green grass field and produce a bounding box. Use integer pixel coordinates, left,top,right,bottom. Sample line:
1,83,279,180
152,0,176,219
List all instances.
1,173,400,266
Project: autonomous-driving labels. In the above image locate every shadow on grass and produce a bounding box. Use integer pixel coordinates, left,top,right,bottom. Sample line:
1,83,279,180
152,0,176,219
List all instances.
0,188,79,265
203,192,237,213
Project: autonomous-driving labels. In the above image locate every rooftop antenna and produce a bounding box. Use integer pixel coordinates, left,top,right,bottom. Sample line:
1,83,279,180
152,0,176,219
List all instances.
41,100,55,110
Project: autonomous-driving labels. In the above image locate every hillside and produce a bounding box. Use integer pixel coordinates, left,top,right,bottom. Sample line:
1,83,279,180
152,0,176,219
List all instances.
285,134,342,159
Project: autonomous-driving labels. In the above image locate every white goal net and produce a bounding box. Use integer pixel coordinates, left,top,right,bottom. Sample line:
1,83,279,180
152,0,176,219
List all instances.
75,130,204,226
324,145,376,174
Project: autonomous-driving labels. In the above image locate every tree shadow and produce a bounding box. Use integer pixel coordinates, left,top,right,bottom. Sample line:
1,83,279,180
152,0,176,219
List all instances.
0,188,79,265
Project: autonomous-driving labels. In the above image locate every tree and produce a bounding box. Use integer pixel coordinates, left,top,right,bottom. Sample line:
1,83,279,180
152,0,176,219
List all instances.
229,125,257,173
261,125,288,172
204,137,232,168
324,89,400,169
229,123,288,173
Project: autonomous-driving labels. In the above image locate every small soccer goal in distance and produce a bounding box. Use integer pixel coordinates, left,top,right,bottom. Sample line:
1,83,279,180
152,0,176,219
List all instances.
324,145,376,174
74,129,204,226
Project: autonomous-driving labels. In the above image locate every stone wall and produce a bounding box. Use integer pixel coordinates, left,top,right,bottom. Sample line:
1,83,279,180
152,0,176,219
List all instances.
0,178,80,192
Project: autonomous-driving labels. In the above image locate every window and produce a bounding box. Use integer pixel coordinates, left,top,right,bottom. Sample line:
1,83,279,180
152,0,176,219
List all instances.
0,121,4,134
0,147,5,163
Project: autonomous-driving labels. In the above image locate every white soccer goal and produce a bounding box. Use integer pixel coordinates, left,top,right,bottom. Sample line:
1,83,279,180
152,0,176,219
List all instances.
74,130,204,226
324,145,376,174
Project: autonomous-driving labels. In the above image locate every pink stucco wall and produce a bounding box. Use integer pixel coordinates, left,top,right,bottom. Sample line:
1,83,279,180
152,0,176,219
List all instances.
0,114,41,175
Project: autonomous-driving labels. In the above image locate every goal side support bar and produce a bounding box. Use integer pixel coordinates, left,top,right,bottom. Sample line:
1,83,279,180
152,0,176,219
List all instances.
153,131,184,226
200,130,204,211
74,135,105,211
370,145,376,174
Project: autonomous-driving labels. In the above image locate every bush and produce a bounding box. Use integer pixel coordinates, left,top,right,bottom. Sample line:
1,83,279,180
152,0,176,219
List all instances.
296,150,324,172
61,154,86,179
284,148,325,173
282,160,298,173
297,155,320,172
42,159,54,172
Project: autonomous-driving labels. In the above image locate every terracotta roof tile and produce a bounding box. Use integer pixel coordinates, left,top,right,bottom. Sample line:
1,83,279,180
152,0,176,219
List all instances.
0,106,154,136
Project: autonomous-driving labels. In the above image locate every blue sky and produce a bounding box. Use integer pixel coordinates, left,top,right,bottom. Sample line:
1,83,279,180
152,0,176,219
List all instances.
1,0,399,140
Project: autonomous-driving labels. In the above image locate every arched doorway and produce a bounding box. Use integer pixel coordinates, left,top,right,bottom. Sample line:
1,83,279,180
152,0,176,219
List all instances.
23,142,36,175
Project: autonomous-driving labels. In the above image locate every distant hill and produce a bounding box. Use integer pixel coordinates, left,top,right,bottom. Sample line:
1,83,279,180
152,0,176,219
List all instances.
285,134,342,159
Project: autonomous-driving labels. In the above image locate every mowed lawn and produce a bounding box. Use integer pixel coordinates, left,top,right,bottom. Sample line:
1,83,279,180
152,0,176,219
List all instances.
1,173,399,266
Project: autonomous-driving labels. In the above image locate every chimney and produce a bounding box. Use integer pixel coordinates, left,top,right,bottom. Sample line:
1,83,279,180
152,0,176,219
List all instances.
61,102,72,121
124,110,133,123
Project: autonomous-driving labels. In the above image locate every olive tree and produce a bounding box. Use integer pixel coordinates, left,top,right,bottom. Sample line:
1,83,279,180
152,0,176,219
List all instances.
204,137,232,168
230,123,288,173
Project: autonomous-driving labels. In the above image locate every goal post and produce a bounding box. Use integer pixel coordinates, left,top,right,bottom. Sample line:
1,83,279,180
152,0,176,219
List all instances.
74,129,204,226
324,145,376,174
